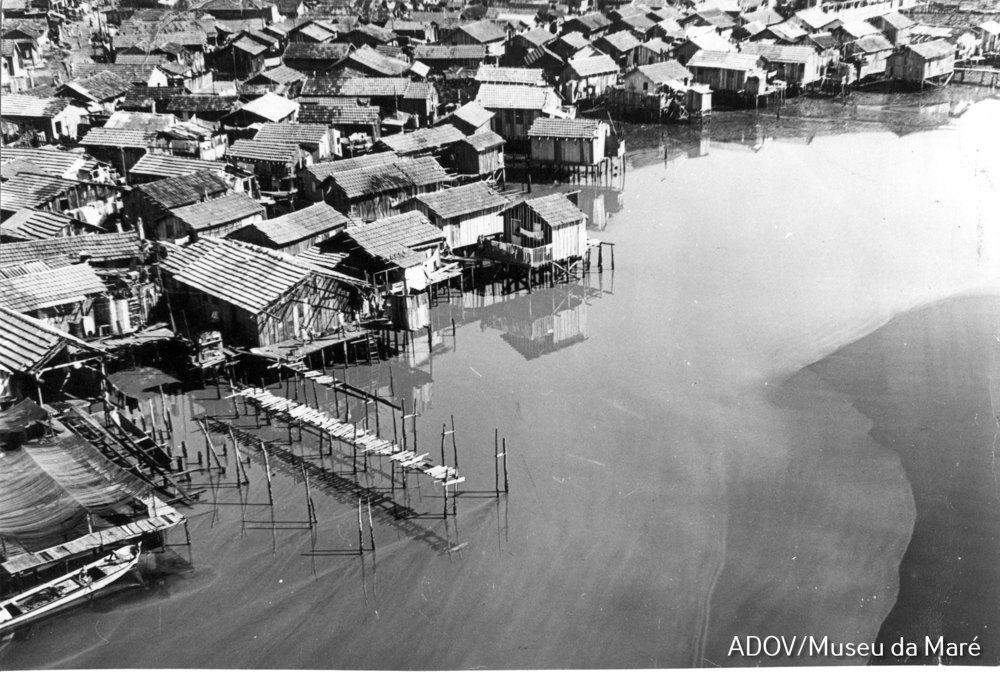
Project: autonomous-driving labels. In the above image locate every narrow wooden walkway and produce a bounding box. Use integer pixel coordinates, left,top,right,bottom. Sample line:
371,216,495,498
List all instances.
234,387,463,487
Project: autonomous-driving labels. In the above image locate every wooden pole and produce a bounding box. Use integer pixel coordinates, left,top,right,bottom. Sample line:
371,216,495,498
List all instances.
230,428,249,484
451,414,458,470
357,497,364,555
261,440,274,506
302,463,315,526
503,438,509,493
367,496,375,551
494,428,499,497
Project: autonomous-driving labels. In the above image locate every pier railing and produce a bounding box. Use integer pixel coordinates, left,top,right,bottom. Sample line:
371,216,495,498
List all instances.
480,239,553,268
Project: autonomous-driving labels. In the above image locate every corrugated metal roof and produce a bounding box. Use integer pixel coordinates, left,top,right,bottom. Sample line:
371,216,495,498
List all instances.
597,30,641,52
236,92,299,123
344,211,443,266
687,49,763,70
0,147,94,180
380,124,465,155
412,181,507,219
848,33,893,53
528,117,602,138
524,192,587,227
59,71,133,102
0,209,75,241
518,27,557,47
907,39,955,60
345,44,410,76
566,13,612,31
448,101,494,128
161,237,322,313
0,306,103,374
252,64,306,84
476,83,560,110
249,202,350,245
0,263,106,313
456,20,507,43
0,232,143,266
167,192,263,230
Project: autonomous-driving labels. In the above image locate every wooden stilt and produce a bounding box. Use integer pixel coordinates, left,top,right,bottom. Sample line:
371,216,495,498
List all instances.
494,428,499,497
503,438,509,493
261,440,274,506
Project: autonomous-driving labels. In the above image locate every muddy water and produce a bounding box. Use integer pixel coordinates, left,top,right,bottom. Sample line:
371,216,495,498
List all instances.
2,98,998,670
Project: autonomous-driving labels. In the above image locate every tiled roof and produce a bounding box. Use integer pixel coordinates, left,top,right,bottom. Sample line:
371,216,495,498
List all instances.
0,148,93,180
333,156,449,199
80,127,154,148
0,174,80,213
558,31,591,50
412,44,487,60
0,95,75,119
475,65,546,85
518,27,557,47
297,103,381,125
687,49,762,70
741,43,816,63
597,30,641,52
254,122,330,146
283,41,352,61
456,20,507,43
59,71,133,102
0,209,75,241
345,44,409,76
0,232,143,266
566,13,612,32
0,260,69,280
236,92,299,122
476,83,560,110
907,39,955,59
227,139,304,163
115,53,168,66
380,124,465,155
525,192,586,227
137,170,231,211
160,237,325,313
412,181,507,219
346,23,395,42
233,36,269,55
850,34,894,53
122,86,189,108
130,154,225,179
689,8,737,29
344,211,444,265
566,53,619,77
301,76,435,99
249,202,350,245
448,101,494,128
528,117,602,138
295,244,349,273
0,306,103,374
252,64,306,84
167,192,263,230
617,13,657,31
165,95,238,113
293,22,338,41
634,59,693,83
71,63,161,84
0,263,106,313
461,129,504,151
305,151,399,180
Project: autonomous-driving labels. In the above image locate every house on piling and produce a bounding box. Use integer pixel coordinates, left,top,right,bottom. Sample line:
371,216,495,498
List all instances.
740,43,822,87
253,122,336,161
0,209,98,243
158,236,367,347
128,155,228,185
229,202,351,255
440,101,495,136
124,170,233,236
869,11,914,45
527,117,614,169
475,83,563,144
686,50,765,93
844,34,894,82
0,307,107,404
484,191,588,269
451,129,505,181
400,181,509,252
622,59,693,93
593,31,642,70
885,40,956,84
0,263,107,334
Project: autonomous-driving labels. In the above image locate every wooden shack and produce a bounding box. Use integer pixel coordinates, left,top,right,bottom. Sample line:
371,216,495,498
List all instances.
401,181,508,251
0,263,107,334
476,83,562,143
159,236,365,348
686,49,765,92
886,40,956,83
560,54,620,102
229,202,350,255
156,192,265,241
495,192,588,266
451,129,505,180
527,117,609,167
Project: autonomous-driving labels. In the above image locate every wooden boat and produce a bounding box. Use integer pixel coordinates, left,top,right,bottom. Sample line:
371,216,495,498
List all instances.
0,545,140,632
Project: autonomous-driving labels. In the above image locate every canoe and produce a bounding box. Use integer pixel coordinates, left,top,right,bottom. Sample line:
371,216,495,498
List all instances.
0,545,140,632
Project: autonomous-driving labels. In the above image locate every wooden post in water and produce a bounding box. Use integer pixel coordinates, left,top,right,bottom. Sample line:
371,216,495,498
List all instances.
451,414,458,470
181,440,189,459
440,423,447,470
503,438,509,493
230,429,249,485
357,497,364,555
302,463,315,526
374,395,380,437
494,428,499,497
261,440,274,506
367,497,376,551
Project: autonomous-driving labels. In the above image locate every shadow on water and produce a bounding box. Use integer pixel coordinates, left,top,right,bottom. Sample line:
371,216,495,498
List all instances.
805,294,1000,665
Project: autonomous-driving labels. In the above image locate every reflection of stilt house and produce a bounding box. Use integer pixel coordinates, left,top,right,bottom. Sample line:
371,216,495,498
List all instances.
481,282,588,360
400,181,509,252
